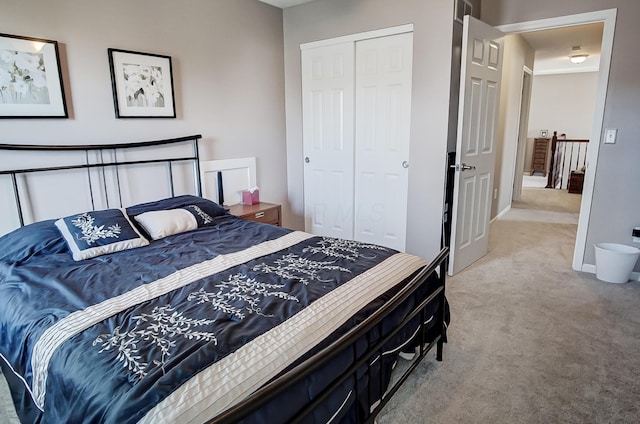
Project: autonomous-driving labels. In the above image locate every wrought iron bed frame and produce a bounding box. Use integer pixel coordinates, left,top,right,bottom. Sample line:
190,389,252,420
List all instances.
0,134,203,228
0,135,448,423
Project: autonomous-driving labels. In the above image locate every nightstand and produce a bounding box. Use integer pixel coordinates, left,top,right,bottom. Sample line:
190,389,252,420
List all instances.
228,202,282,227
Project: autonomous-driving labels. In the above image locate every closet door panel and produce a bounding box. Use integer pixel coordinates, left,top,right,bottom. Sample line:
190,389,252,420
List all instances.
302,42,355,239
354,32,413,251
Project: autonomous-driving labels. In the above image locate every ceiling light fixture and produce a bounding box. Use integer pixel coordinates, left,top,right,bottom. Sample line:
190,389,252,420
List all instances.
570,54,589,64
569,46,588,64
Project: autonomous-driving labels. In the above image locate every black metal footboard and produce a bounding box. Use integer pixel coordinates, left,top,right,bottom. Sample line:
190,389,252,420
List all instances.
211,247,449,423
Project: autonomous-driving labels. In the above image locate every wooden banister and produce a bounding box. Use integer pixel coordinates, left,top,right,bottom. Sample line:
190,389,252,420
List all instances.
546,131,590,189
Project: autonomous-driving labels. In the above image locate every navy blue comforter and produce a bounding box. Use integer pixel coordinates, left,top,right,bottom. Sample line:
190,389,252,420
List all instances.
0,196,441,423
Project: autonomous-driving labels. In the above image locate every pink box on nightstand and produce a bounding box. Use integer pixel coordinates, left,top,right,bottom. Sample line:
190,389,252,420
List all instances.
242,188,260,205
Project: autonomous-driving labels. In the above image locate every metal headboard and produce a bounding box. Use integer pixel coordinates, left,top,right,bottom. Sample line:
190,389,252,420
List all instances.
0,134,203,227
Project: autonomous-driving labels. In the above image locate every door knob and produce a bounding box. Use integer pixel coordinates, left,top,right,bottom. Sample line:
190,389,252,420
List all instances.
449,163,476,172
460,163,476,171
305,157,310,163
402,161,409,168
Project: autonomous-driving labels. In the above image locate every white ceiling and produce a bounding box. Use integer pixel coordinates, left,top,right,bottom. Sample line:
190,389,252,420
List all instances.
258,0,314,8
518,22,604,75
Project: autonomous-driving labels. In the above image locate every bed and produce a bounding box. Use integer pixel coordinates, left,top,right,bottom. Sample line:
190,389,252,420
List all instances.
0,135,449,423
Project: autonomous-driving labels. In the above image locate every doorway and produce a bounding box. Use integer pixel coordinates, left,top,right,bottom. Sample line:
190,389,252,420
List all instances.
514,26,600,233
512,68,532,203
494,9,616,272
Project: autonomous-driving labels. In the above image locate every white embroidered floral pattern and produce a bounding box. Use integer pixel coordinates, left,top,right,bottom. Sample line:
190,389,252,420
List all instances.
71,212,122,245
302,237,388,261
187,205,213,224
91,238,371,383
188,273,298,319
93,305,216,381
252,253,351,285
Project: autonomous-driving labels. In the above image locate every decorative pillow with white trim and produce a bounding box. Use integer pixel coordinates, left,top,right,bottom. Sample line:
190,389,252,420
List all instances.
133,204,216,240
55,208,149,261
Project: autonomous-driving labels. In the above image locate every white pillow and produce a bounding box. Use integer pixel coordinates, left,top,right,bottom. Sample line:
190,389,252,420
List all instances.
134,208,199,240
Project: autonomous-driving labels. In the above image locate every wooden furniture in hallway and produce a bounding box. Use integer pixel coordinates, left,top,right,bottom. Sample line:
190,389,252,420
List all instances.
530,137,549,176
568,171,585,194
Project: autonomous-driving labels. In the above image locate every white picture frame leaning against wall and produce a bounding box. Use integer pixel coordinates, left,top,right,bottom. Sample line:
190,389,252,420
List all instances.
0,32,68,118
108,48,176,118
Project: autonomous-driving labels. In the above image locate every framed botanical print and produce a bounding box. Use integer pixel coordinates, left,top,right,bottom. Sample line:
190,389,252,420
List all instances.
108,48,176,118
0,33,68,118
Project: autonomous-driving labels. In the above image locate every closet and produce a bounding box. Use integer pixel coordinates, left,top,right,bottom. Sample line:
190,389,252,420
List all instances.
301,30,413,251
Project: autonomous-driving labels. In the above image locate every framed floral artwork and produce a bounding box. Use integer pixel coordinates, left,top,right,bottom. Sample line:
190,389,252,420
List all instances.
108,48,176,118
0,33,68,118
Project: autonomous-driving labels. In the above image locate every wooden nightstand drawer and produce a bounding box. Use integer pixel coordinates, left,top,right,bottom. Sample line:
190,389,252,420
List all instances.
244,206,280,225
228,202,282,227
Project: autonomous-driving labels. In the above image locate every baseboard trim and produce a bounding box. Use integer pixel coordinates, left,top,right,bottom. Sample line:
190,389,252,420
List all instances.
492,205,511,223
581,263,640,282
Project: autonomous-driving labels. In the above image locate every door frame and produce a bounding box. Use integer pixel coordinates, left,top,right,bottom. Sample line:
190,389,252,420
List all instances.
511,66,533,203
496,8,617,272
300,24,413,50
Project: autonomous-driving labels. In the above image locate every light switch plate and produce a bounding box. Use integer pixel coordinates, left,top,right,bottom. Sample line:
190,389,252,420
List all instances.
604,128,617,144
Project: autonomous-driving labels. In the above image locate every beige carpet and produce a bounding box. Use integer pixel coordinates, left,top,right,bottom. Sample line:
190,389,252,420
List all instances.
505,188,581,224
377,188,640,423
513,187,582,214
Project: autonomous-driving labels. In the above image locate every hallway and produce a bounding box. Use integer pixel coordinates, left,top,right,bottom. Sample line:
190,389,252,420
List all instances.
509,186,581,224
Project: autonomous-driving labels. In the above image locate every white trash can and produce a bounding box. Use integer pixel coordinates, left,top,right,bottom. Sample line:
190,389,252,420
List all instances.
594,243,640,283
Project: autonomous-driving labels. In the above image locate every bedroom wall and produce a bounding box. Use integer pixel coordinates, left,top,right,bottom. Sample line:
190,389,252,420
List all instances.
482,0,640,272
0,0,287,233
282,0,464,261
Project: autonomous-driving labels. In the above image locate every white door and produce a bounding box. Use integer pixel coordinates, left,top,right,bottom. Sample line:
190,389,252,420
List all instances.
354,33,413,251
302,42,355,239
449,16,504,275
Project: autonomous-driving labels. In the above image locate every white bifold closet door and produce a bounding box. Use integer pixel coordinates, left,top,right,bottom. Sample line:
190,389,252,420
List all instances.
302,41,356,240
302,32,413,251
